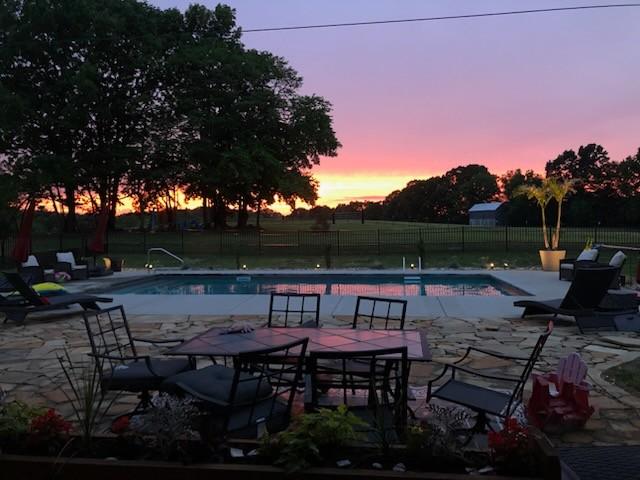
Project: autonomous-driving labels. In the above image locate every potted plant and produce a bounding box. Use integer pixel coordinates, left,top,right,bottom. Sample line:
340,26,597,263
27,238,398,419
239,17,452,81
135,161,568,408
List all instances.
515,177,576,271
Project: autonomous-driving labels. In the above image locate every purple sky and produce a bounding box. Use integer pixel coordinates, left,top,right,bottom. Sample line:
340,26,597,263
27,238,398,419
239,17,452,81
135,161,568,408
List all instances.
148,0,640,205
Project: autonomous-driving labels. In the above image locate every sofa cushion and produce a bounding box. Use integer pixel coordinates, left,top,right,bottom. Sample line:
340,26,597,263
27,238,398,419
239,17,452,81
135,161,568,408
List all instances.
56,251,76,267
577,249,599,262
22,255,39,267
609,251,626,268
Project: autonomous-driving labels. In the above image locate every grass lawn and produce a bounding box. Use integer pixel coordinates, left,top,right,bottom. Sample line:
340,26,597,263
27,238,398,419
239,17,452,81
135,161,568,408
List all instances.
604,358,640,395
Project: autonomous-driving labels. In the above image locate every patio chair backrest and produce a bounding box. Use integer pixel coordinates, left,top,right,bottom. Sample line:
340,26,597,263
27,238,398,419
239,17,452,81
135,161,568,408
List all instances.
3,272,45,306
557,352,588,391
226,337,308,435
267,293,320,327
560,266,617,310
353,296,408,330
508,321,554,413
307,347,409,433
82,306,138,379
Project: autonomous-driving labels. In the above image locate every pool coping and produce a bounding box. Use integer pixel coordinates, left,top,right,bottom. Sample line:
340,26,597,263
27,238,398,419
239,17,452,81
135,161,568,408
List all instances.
66,268,569,318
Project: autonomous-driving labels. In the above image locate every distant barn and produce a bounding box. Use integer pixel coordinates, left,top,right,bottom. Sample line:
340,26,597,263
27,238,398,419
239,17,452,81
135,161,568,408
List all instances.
468,202,507,226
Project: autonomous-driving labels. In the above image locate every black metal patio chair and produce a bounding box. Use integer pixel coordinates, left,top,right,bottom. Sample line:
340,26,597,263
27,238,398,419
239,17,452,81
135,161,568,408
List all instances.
82,305,193,408
352,296,408,330
162,337,308,439
306,346,410,441
427,321,553,436
267,292,320,327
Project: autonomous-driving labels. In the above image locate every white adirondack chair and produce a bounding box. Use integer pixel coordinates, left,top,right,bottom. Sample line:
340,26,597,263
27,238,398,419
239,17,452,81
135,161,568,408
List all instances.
549,352,588,397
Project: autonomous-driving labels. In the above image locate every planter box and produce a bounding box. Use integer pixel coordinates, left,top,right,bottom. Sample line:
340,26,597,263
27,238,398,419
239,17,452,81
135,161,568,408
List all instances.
0,454,554,480
0,428,559,480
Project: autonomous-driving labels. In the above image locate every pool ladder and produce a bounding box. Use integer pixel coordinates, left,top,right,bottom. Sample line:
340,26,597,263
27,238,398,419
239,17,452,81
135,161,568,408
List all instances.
145,248,185,271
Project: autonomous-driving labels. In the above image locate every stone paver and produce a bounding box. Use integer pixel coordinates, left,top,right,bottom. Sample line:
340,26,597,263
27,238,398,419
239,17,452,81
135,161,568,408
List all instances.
1,310,640,447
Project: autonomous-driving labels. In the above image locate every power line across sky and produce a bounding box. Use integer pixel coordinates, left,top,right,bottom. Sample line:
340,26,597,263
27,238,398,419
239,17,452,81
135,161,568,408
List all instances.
243,3,640,33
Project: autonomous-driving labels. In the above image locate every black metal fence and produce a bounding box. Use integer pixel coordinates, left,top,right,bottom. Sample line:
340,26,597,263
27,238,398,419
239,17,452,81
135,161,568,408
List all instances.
3,225,639,262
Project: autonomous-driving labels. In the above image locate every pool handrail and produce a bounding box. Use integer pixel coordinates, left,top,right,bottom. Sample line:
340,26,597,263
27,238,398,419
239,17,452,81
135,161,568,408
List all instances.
145,248,185,271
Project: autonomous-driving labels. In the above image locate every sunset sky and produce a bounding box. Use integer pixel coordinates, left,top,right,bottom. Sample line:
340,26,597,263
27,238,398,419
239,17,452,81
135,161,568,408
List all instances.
150,0,640,210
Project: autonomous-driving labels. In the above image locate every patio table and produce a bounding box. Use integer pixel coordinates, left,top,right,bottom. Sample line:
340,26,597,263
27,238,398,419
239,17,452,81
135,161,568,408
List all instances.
165,327,431,362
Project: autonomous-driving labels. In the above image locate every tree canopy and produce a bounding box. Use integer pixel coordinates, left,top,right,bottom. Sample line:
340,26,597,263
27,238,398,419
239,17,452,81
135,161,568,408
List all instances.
0,1,340,231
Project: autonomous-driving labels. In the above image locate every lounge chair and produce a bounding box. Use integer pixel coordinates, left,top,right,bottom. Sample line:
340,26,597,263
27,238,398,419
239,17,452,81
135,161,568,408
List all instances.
0,272,112,323
514,266,621,319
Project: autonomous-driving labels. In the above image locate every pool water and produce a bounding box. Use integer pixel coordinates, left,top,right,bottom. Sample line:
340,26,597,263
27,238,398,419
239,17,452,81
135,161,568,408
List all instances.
107,274,529,296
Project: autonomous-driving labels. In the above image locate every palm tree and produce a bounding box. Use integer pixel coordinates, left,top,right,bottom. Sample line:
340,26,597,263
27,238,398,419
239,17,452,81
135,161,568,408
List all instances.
546,178,577,250
514,183,552,250
514,177,576,250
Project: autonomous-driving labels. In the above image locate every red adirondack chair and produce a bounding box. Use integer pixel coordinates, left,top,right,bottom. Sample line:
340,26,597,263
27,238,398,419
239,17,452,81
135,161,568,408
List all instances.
528,352,594,432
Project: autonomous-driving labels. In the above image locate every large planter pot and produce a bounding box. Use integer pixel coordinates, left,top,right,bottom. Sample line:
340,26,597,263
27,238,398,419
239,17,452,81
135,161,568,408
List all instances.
539,250,566,272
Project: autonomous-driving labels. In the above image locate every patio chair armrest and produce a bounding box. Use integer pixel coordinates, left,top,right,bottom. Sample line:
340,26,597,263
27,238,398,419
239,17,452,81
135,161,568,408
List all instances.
454,346,529,363
426,364,453,400
449,364,521,383
132,337,184,345
90,353,162,377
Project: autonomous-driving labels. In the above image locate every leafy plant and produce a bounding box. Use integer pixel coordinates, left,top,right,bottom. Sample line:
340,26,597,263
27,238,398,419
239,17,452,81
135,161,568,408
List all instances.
0,401,46,442
514,177,576,250
406,405,471,465
58,350,119,452
129,393,200,460
259,405,366,472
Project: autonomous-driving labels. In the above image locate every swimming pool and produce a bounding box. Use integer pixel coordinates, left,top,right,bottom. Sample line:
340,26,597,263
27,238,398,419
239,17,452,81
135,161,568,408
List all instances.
106,274,529,296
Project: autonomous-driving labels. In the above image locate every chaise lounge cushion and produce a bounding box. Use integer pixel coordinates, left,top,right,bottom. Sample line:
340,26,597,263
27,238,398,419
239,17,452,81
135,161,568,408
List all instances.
162,364,273,407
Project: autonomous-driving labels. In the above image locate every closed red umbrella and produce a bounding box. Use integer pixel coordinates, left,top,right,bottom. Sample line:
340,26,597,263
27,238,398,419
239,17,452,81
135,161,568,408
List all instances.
88,206,109,254
11,198,37,263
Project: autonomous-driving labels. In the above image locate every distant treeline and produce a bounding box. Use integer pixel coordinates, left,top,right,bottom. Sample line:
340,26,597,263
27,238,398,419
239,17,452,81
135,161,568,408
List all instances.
296,144,640,227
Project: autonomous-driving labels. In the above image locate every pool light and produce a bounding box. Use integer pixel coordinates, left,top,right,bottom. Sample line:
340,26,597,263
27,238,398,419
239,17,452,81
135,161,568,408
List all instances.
241,264,247,270
503,262,509,269
410,263,415,270
315,264,321,269
489,262,495,270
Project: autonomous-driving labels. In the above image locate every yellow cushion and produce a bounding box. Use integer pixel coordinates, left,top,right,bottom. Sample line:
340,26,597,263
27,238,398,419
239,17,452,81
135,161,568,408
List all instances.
33,282,68,296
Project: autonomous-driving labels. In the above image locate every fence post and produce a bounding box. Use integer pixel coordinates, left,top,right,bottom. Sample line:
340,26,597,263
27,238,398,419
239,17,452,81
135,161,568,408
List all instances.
461,227,465,252
142,230,147,254
181,229,185,255
594,222,599,244
505,225,509,252
336,230,340,256
258,230,262,254
377,229,381,255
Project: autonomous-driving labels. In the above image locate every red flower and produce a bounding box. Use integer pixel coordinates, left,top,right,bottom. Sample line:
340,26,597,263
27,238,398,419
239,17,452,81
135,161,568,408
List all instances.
111,415,131,434
29,409,72,441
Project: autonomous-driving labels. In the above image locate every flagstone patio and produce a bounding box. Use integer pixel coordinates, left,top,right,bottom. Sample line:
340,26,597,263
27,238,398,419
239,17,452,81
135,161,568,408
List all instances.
2,309,640,447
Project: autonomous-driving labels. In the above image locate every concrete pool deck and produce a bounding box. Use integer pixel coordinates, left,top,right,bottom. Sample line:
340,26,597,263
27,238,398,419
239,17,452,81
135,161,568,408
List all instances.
66,268,572,318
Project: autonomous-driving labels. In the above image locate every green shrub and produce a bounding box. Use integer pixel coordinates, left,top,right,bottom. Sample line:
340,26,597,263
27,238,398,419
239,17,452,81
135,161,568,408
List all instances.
260,405,366,472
